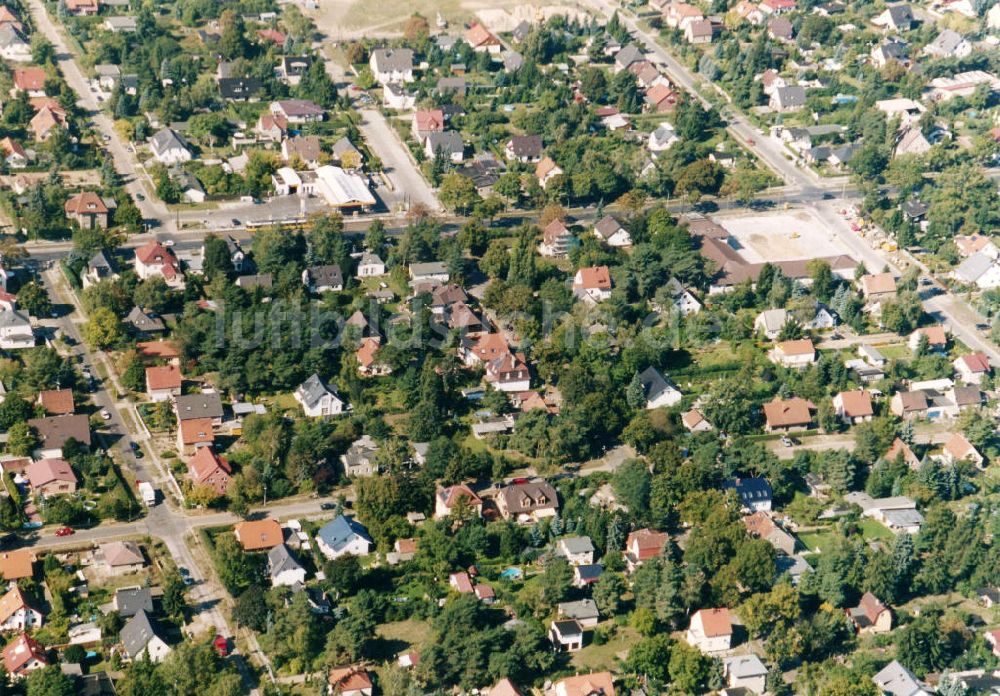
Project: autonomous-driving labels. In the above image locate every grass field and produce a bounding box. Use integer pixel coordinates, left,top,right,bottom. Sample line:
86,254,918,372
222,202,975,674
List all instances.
571,625,641,672
798,531,837,553
859,519,894,541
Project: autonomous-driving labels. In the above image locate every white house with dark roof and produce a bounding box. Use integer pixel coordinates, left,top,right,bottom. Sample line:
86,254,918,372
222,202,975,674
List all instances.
315,515,373,560
268,544,306,587
593,216,632,247
149,128,192,165
723,654,768,694
294,374,348,417
369,48,415,84
637,367,682,409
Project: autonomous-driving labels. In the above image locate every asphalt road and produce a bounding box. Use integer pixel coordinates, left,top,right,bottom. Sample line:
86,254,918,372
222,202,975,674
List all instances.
356,108,442,211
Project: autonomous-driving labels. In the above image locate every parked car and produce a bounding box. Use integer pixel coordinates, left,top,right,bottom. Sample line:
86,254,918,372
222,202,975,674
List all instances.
100,409,111,420
781,436,794,447
55,527,74,537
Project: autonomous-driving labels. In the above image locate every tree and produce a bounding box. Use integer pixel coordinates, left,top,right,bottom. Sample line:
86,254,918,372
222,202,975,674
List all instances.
541,555,573,605
592,571,626,616
668,641,715,693
162,571,186,618
403,13,430,41
7,422,38,457
439,173,480,215
625,634,672,683
219,10,249,60
613,459,651,517
25,666,75,696
134,277,171,314
626,372,646,409
233,584,269,632
17,282,52,318
83,306,123,348
203,234,234,280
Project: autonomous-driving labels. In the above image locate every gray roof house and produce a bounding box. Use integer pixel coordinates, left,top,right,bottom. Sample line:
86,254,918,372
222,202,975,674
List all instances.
120,610,171,662
126,306,166,334
294,374,348,418
873,660,932,696
614,43,644,71
638,366,682,409
340,434,380,477
268,543,306,587
113,586,154,618
369,48,415,84
425,130,465,162
149,128,192,165
557,599,600,627
770,85,807,112
302,265,344,293
83,250,118,287
315,515,373,560
174,392,224,422
923,29,971,59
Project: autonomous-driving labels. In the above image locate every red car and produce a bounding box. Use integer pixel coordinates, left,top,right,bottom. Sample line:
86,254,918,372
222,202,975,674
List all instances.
54,527,74,537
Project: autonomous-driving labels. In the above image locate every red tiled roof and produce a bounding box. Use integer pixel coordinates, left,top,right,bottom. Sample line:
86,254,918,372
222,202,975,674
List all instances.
38,389,73,415
13,67,45,91
692,607,732,636
146,364,181,391
575,265,612,290
178,418,214,446
234,518,283,551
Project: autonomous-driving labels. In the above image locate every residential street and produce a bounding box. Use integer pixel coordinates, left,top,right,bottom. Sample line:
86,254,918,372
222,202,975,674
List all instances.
356,108,442,211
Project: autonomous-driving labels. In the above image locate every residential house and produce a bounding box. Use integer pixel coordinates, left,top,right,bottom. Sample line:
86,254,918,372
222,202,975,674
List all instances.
268,544,306,587
315,515,373,560
120,610,171,662
770,84,806,112
187,446,232,495
725,477,773,512
848,592,892,634
535,156,563,188
356,337,390,376
134,241,183,287
11,67,45,97
538,219,575,258
464,22,502,53
908,325,948,352
684,17,713,43
65,0,98,14
341,435,380,477
890,390,929,420
294,374,348,417
0,309,32,350
624,528,669,571
593,215,632,247
860,273,897,303
761,0,796,12
844,491,924,534
496,481,558,523
648,123,680,152
884,437,921,469
174,392,224,425
276,56,312,85
383,83,416,110
145,365,181,402
0,550,33,582
923,29,971,58
953,253,1000,289
754,308,790,339
941,432,984,468
64,191,110,230
28,414,91,458
255,113,288,142
549,620,584,652
556,536,595,566
25,458,76,496
412,109,445,142
409,261,450,285
0,25,30,62
149,128,192,165
126,306,166,335
871,40,909,68
28,106,66,142
637,366,682,409
743,511,796,555
2,633,47,677
769,339,816,368
872,661,932,696
763,396,816,432
302,265,344,293
553,673,615,696
0,587,41,633
369,48,415,84
558,599,600,628
114,586,153,618
573,266,613,303
356,252,386,278
218,77,261,101
505,135,543,162
664,2,705,28
872,4,914,31
955,352,990,384
723,655,768,695
270,99,325,124
234,518,284,551
281,135,322,168
100,541,145,575
424,130,464,163
686,608,733,653
833,390,874,424
645,83,681,113
0,137,27,168
614,43,644,72
955,234,999,259
682,409,713,432
329,667,374,696
38,389,74,416
449,571,474,594
434,484,482,519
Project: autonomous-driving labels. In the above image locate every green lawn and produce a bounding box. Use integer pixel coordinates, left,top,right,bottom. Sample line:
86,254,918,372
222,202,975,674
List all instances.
859,519,894,541
571,625,641,672
798,530,837,553
877,344,911,360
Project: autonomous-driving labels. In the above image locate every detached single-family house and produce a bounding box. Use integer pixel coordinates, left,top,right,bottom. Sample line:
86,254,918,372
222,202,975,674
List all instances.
848,592,892,634
356,252,386,278
234,518,283,551
872,4,914,31
341,435,380,477
187,446,232,495
872,661,932,696
860,273,897,303
763,396,815,432
434,484,483,519
0,587,41,633
624,528,668,572
593,216,632,247
909,325,948,352
832,390,874,424
145,365,182,402
941,432,984,468
573,266,613,303
294,374,348,417
754,308,790,339
724,477,773,511
770,339,816,368
556,536,595,566
2,632,48,677
369,48,415,84
134,241,183,287
268,544,306,587
686,608,733,653
549,620,584,652
64,192,110,229
25,458,76,496
120,610,171,663
505,135,543,162
114,586,153,618
100,541,145,575
923,29,971,59
329,667,374,696
315,515,373,560
770,85,806,112
682,409,713,432
270,99,325,124
149,128,192,165
723,655,768,695
648,123,680,152
536,156,563,188
496,481,558,523
954,352,990,385
637,366,682,409
558,599,600,628
302,265,344,293
743,511,797,555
